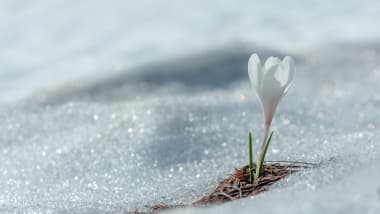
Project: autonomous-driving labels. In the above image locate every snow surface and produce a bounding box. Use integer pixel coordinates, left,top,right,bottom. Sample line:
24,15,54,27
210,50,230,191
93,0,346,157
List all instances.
1,0,380,213
1,45,380,213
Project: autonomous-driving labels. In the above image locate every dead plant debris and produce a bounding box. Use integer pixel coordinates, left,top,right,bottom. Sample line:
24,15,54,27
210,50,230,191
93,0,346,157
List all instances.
195,161,312,205
132,161,313,214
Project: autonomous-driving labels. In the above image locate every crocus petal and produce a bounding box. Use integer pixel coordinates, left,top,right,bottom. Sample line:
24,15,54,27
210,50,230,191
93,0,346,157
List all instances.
248,54,263,92
262,63,284,97
261,63,284,123
280,56,296,95
263,56,281,73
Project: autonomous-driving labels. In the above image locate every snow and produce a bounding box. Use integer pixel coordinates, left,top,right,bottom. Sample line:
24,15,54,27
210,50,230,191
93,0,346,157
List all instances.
1,0,380,213
1,45,380,213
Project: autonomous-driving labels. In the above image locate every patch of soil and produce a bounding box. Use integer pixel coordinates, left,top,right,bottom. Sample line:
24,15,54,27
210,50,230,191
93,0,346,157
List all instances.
194,161,311,205
133,161,313,213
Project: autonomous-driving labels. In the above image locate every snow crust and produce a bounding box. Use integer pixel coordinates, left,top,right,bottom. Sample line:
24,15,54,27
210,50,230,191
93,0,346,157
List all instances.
1,0,380,213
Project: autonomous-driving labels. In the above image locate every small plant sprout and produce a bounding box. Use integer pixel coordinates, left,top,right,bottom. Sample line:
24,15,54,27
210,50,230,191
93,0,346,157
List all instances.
248,54,295,179
248,132,254,183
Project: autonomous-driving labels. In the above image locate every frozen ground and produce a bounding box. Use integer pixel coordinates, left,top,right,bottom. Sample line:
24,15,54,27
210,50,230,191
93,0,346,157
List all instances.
1,0,380,213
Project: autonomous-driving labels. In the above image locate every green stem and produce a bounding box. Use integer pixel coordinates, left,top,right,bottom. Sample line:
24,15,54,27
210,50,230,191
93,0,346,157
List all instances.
248,132,254,183
256,123,270,176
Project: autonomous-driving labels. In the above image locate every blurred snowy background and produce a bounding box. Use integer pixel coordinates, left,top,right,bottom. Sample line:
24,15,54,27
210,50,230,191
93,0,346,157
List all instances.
1,0,380,213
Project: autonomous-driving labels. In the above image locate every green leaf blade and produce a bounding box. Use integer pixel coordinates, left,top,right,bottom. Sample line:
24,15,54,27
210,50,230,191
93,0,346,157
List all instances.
248,132,254,183
255,131,274,178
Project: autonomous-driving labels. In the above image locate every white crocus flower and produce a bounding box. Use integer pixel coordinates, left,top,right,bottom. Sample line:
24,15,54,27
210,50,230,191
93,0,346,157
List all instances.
248,54,295,150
